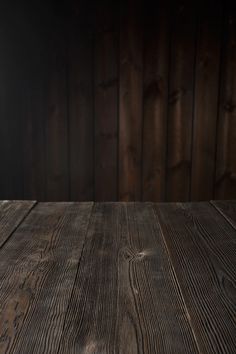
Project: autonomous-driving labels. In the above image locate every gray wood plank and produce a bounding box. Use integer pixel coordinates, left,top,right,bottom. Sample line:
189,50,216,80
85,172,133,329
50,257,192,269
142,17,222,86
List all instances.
211,200,236,229
58,202,199,353
154,202,236,353
0,202,93,354
0,200,36,248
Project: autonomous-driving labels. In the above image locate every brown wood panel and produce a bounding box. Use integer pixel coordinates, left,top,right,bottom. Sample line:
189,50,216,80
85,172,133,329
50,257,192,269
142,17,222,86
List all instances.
94,0,118,201
215,3,236,199
68,23,94,201
2,0,236,202
154,202,236,353
191,1,222,200
166,0,196,202
23,8,48,201
0,202,93,353
212,200,236,228
45,16,69,201
0,7,26,200
58,203,199,353
0,200,35,248
119,0,143,201
142,0,170,202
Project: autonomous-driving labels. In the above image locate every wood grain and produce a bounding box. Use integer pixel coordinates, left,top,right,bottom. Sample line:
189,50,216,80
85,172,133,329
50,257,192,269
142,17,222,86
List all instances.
58,202,199,353
212,200,236,228
0,200,36,248
154,201,236,353
142,0,170,202
1,1,236,202
215,2,236,199
166,0,196,202
0,202,93,353
94,0,118,201
191,1,222,200
119,0,143,201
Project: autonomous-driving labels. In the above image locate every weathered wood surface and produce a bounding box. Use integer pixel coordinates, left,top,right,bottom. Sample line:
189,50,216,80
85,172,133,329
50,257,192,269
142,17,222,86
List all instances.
0,202,93,353
142,0,170,202
215,1,236,199
58,203,198,353
119,0,143,201
212,200,236,228
0,200,235,353
166,0,196,202
0,200,35,248
191,1,222,200
154,202,236,353
94,0,119,201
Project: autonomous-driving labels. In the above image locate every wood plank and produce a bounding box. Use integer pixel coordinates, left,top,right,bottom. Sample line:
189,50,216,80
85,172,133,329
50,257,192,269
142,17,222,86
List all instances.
119,0,143,201
58,203,199,353
0,200,36,248
0,202,93,353
23,5,48,201
68,6,94,201
191,1,222,200
211,200,236,228
166,0,196,202
215,2,236,199
154,202,236,353
0,6,26,199
45,12,69,201
142,0,170,202
94,0,118,201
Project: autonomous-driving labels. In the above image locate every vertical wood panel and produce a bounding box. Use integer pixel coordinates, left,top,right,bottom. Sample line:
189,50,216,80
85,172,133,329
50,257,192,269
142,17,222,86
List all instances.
215,2,236,199
23,7,47,201
0,7,25,199
45,15,69,201
191,1,222,201
68,19,94,201
166,0,196,202
142,0,170,202
119,0,143,201
1,0,236,202
94,0,118,201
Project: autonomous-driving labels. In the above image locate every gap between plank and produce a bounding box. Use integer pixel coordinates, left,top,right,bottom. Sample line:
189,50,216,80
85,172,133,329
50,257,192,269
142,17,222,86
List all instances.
151,203,201,354
0,201,37,251
210,200,236,232
56,201,95,354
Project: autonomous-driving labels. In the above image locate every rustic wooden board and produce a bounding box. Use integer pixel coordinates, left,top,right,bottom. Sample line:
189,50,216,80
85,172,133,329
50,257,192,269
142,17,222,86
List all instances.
0,7,26,200
58,203,199,353
154,202,236,353
45,17,69,201
68,6,94,202
212,200,236,228
191,1,222,200
0,200,36,248
119,0,143,201
22,5,49,201
94,0,118,201
0,202,93,353
215,2,236,199
166,0,196,202
142,0,170,202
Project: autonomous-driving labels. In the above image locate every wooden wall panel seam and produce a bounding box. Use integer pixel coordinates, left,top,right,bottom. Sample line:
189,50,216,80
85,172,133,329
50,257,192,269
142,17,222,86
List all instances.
213,3,227,199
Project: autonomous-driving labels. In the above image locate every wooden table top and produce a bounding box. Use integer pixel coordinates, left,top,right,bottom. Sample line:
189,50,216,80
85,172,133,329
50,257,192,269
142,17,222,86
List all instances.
0,201,235,353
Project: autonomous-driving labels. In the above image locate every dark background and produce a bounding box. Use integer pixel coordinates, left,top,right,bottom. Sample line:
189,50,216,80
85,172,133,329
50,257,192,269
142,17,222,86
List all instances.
0,0,235,202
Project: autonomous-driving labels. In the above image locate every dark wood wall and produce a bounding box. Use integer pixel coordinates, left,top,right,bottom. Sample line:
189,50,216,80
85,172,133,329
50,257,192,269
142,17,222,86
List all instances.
0,0,236,202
